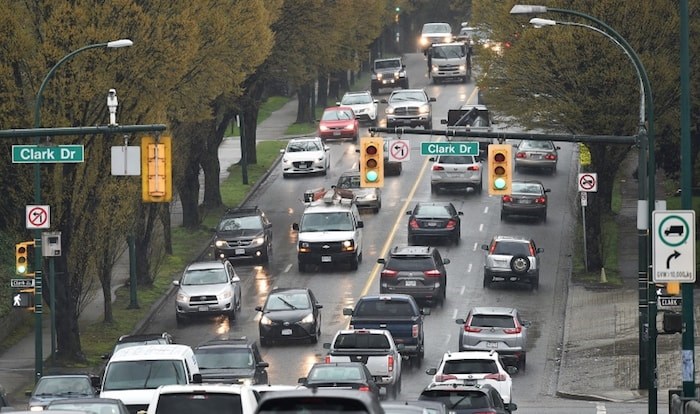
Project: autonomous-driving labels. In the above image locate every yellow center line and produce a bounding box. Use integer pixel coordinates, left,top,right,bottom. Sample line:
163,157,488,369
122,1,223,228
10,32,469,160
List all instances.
359,87,480,297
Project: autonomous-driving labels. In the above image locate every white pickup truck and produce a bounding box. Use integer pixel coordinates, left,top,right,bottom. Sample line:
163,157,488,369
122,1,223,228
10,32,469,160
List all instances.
323,329,403,399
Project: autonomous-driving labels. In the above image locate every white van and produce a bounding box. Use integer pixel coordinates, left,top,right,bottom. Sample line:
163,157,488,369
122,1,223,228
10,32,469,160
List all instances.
100,344,201,414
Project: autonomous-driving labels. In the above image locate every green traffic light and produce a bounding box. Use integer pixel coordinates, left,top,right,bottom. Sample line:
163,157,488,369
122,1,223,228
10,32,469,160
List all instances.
366,171,378,182
395,6,400,12
494,177,507,190
17,264,27,274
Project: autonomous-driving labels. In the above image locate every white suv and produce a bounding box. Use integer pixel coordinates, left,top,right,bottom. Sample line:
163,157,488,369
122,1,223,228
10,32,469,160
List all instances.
337,91,378,126
142,383,258,414
425,350,514,404
429,155,483,194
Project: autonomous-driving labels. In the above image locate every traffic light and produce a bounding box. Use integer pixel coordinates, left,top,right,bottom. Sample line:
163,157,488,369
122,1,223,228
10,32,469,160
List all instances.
15,241,35,275
360,137,384,188
487,144,512,196
141,135,173,202
666,282,680,295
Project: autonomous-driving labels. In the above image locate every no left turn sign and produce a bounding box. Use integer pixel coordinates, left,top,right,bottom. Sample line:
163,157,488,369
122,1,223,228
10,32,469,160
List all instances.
578,173,598,192
26,205,50,229
388,139,410,162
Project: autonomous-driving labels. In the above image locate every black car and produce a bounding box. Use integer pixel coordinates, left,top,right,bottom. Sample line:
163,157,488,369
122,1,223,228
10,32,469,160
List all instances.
500,180,550,223
193,338,269,385
299,362,380,399
26,374,99,411
419,382,516,414
255,287,323,346
406,202,463,245
377,246,450,306
255,389,383,414
382,400,447,414
212,206,272,263
47,397,130,414
102,332,174,359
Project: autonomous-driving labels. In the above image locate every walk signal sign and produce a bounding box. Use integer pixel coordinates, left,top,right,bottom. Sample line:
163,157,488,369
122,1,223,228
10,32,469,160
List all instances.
360,137,384,188
15,241,35,275
141,136,173,202
487,144,512,196
12,290,34,308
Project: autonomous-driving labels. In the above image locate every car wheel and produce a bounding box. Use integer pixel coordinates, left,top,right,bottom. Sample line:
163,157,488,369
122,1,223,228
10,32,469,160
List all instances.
260,243,271,264
476,182,482,194
310,328,319,344
453,232,460,245
541,210,547,223
425,120,432,130
430,183,438,194
510,255,531,274
550,166,556,175
228,309,236,321
387,382,398,400
519,354,527,371
260,337,270,347
408,235,415,245
298,261,307,273
531,277,539,291
371,86,379,95
176,313,186,326
500,210,506,221
483,274,491,288
349,255,359,270
353,132,359,142
282,173,289,179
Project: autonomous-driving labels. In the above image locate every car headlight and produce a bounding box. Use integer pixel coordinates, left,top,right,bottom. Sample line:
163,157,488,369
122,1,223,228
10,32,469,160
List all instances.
282,158,290,164
219,290,233,300
300,313,315,324
343,123,355,130
30,406,44,412
355,108,366,114
444,35,452,43
176,291,189,302
431,65,438,72
420,37,429,46
215,240,227,248
260,315,273,325
341,240,355,252
299,242,310,253
385,107,395,115
319,125,329,131
459,65,466,71
376,73,383,80
399,70,406,77
419,104,430,114
252,236,265,245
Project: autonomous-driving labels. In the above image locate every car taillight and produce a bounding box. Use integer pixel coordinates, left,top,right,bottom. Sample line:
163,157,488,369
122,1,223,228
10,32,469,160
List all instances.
324,356,331,363
472,410,497,414
489,243,496,254
381,269,398,278
529,244,536,256
467,165,480,171
388,355,394,372
432,165,445,171
534,196,546,204
503,326,523,334
409,218,420,229
502,195,512,202
446,219,457,229
358,386,370,392
545,153,557,160
515,152,526,158
435,374,458,382
464,325,482,332
424,269,441,277
484,373,507,381
412,324,419,338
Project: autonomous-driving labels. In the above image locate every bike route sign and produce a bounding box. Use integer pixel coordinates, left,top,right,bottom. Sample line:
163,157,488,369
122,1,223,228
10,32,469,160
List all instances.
652,210,696,282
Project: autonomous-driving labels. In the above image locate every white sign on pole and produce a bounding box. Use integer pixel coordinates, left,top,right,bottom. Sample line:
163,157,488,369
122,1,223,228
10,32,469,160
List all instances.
577,173,598,192
111,146,141,176
26,205,50,229
652,210,696,282
388,139,410,162
580,192,588,207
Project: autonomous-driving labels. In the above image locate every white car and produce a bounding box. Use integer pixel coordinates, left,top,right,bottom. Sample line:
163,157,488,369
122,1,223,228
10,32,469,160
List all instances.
425,350,514,404
337,91,378,126
429,154,483,194
142,383,258,414
281,137,330,177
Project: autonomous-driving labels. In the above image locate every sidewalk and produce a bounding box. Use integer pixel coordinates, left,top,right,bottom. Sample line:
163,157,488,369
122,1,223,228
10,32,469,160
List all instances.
0,97,303,405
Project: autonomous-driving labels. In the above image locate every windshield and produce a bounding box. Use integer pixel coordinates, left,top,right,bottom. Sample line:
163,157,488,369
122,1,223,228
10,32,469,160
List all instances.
155,393,243,414
389,92,427,103
103,360,187,390
354,300,413,317
470,314,516,328
337,175,361,189
520,140,554,150
300,212,354,232
181,268,228,285
443,359,499,374
308,365,364,381
322,109,354,121
334,333,390,349
286,140,323,153
195,347,254,370
492,241,530,256
413,205,452,218
432,45,464,59
217,216,263,231
341,94,372,105
34,378,93,396
265,292,311,311
422,23,451,35
374,59,401,70
420,390,488,409
512,182,544,195
257,398,369,414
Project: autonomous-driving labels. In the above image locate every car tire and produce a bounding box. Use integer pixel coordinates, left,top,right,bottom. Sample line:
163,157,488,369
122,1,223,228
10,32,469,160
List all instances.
500,210,506,221
349,255,359,270
176,313,186,326
408,235,415,245
430,183,438,194
541,210,547,223
260,243,271,264
298,261,307,273
531,277,539,291
310,327,319,344
260,337,270,347
483,274,491,288
387,382,398,400
519,354,527,371
510,255,531,274
453,232,460,245
371,85,379,95
282,173,289,179
228,309,236,321
424,120,432,130
476,182,482,194
550,166,556,175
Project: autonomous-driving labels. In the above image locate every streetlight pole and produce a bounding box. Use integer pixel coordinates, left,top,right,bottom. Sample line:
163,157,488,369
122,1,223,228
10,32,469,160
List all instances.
31,38,133,381
511,5,658,411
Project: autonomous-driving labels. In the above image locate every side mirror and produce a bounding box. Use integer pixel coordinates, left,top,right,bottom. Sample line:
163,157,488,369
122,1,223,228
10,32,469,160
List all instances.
428,157,435,162
255,306,263,312
323,343,331,349
556,146,561,150
457,211,464,215
455,318,465,324
335,102,341,106
324,145,330,151
429,97,436,102
342,308,353,316
421,308,431,316
505,402,518,412
522,320,532,327
357,221,364,228
442,258,451,265
373,100,379,104
316,304,323,309
298,377,307,384
440,119,447,125
377,258,386,264
545,188,551,193
480,244,489,251
192,373,202,384
101,353,111,360
396,343,405,351
425,368,437,375
292,223,300,231
91,376,102,389
380,99,388,104
279,148,285,153
536,247,544,253
257,362,270,368
25,390,32,397
406,211,412,215
172,280,180,286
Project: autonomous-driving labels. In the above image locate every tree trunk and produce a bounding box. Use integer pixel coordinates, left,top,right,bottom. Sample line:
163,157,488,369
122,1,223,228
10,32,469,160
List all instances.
135,204,159,286
54,253,86,364
201,118,223,209
296,84,313,123
317,74,329,108
161,205,172,255
335,70,349,95
242,109,259,164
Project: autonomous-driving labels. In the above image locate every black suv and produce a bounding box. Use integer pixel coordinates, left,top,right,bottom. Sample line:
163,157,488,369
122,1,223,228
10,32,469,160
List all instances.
419,382,516,414
193,338,269,385
212,206,272,263
371,57,409,95
377,246,450,306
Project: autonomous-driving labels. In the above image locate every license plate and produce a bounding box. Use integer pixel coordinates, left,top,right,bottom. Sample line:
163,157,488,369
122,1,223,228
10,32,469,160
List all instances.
463,379,477,386
447,172,462,177
235,248,245,255
486,342,498,348
405,280,416,287
281,329,293,336
299,163,308,169
198,306,209,312
531,154,543,159
321,255,332,263
333,131,341,136
427,221,438,227
518,199,532,204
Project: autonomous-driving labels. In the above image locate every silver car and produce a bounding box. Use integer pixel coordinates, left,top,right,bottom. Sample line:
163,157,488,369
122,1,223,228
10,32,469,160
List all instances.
173,260,241,324
455,306,530,370
481,235,543,290
335,171,381,213
513,140,559,174
429,155,482,194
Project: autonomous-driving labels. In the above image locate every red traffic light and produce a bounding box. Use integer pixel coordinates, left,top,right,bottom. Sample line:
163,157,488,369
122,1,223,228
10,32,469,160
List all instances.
366,145,378,155
493,152,506,162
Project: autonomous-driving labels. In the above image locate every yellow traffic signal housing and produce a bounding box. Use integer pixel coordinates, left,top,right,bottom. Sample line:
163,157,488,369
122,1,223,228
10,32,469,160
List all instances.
15,241,35,275
141,136,173,202
360,137,384,188
487,144,512,196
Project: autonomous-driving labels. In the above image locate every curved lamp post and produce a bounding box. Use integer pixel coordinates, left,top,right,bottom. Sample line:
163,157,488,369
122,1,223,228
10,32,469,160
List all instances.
510,5,661,411
31,38,133,381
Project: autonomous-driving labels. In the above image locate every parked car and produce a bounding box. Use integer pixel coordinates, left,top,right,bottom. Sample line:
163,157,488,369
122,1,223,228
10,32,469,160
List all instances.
382,89,436,129
338,91,378,125
425,350,515,404
280,137,330,177
406,202,463,245
335,170,382,213
419,382,516,414
26,374,99,411
514,140,559,174
47,397,129,414
377,246,450,306
212,206,273,263
481,236,543,290
102,332,174,360
429,155,482,194
318,106,359,141
500,180,550,223
299,362,380,399
455,307,530,370
194,337,269,385
255,287,323,346
173,260,242,325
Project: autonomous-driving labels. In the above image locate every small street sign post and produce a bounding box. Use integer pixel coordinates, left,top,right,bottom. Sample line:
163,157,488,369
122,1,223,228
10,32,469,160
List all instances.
388,139,410,162
420,142,478,156
652,210,696,283
12,145,84,163
11,279,35,288
578,173,598,192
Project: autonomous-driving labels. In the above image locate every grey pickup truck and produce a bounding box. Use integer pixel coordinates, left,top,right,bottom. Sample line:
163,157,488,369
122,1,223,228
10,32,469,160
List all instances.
343,294,429,366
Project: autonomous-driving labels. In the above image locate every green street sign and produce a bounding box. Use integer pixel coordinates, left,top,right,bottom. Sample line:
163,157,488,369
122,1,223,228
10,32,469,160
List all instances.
12,145,84,163
420,142,478,156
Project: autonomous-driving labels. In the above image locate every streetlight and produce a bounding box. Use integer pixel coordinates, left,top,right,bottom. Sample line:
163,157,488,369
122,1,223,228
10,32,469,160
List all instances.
31,38,133,381
510,5,660,411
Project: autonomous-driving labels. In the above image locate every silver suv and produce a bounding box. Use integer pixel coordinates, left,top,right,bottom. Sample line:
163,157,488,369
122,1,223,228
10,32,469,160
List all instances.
455,306,530,370
481,236,543,290
173,260,242,324
429,155,482,194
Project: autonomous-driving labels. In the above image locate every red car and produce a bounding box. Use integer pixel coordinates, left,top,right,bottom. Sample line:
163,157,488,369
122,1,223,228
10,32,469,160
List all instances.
318,106,359,141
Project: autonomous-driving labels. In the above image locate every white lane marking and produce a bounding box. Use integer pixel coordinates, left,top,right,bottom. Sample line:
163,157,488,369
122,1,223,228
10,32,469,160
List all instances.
472,242,478,252
452,308,458,320
460,286,465,295
444,333,451,345
596,402,606,414
467,263,472,273
479,223,484,232
484,206,489,214
284,263,292,273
